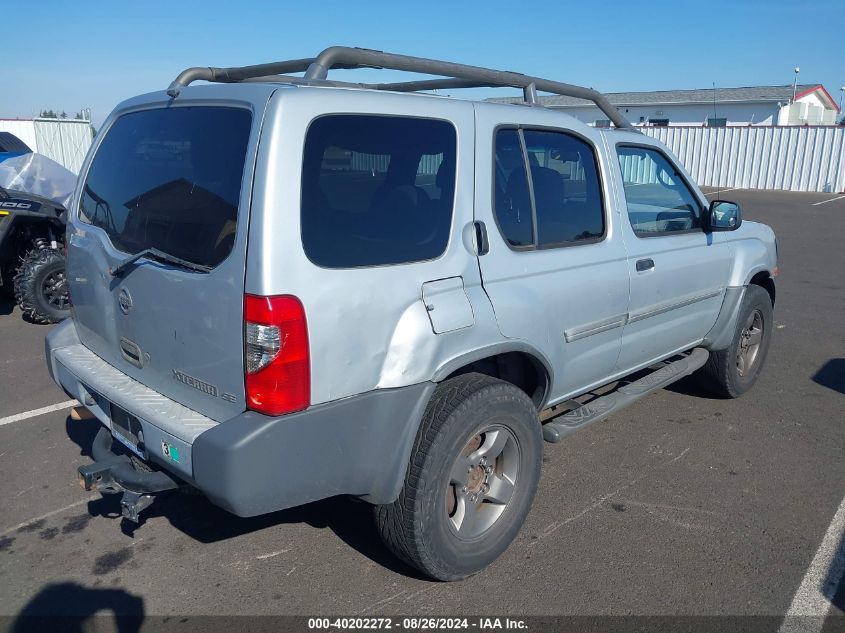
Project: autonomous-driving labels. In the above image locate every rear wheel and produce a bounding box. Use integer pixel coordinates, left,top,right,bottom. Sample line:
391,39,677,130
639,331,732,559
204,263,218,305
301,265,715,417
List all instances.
375,373,542,581
698,284,773,397
13,248,70,324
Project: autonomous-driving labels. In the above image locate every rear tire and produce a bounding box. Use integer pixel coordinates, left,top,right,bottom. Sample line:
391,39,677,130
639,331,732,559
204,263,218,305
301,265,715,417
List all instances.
375,373,542,581
698,284,773,398
13,248,70,324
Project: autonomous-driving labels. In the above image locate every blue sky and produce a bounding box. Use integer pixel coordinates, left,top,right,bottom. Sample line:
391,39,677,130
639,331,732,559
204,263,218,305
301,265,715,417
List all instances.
3,0,843,126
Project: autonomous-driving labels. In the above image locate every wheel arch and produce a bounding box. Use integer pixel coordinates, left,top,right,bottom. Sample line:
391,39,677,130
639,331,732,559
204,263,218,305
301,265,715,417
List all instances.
431,343,553,409
1,215,64,258
748,270,776,306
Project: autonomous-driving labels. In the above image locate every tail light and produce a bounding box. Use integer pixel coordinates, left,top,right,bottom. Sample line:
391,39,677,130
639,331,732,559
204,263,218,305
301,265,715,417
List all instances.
244,294,310,416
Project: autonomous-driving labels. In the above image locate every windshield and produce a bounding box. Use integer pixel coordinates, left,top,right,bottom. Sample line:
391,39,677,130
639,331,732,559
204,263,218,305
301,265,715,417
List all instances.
79,106,252,268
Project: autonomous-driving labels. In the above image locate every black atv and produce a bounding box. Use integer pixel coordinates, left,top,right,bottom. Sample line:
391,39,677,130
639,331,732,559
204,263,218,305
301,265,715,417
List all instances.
0,185,70,323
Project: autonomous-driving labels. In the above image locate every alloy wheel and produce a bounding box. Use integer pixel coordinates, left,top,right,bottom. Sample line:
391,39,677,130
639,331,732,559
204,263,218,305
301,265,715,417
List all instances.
446,425,520,538
736,308,764,377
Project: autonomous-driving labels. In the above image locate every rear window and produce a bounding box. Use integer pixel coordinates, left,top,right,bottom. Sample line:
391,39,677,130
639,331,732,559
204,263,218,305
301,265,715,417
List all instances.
301,115,457,268
79,107,252,268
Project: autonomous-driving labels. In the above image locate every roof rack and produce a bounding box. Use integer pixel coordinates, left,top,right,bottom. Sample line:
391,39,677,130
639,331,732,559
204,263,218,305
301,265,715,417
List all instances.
167,46,631,129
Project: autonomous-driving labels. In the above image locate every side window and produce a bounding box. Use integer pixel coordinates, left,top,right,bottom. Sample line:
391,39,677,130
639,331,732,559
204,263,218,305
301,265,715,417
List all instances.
523,130,604,246
616,146,702,236
493,128,605,249
493,129,534,247
301,115,456,268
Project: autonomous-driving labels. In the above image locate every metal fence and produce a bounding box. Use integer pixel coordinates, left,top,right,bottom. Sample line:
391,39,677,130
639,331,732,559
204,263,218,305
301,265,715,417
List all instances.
32,119,93,174
641,125,845,193
0,118,93,174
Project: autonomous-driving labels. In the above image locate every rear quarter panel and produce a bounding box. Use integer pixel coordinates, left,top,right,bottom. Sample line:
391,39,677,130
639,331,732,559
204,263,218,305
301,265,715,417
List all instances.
247,88,499,405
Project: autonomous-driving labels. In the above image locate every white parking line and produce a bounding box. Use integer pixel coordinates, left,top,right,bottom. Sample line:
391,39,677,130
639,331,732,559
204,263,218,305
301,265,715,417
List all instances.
706,187,741,195
811,195,845,207
0,399,79,427
779,494,845,632
0,498,90,538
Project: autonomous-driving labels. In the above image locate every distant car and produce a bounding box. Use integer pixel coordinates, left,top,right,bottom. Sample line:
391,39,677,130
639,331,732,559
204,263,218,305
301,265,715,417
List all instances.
0,131,32,163
46,46,777,581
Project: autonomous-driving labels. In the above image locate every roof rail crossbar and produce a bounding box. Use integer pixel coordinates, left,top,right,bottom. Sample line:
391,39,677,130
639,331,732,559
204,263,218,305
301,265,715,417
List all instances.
167,58,316,96
364,78,501,92
167,46,631,128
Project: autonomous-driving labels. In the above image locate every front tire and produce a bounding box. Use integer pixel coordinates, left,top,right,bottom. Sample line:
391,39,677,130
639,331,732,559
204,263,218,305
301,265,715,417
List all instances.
375,373,542,581
13,248,70,324
698,284,773,398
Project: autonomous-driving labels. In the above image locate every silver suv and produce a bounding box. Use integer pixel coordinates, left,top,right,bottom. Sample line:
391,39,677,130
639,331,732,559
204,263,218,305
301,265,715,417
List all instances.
45,47,777,581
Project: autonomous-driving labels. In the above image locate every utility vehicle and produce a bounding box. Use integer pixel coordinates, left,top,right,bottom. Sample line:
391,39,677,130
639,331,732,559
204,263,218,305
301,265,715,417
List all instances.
46,47,777,580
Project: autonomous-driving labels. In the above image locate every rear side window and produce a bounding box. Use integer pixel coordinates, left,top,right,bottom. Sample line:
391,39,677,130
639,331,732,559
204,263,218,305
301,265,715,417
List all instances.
493,127,605,249
79,107,252,268
493,129,534,247
616,146,702,236
301,115,457,268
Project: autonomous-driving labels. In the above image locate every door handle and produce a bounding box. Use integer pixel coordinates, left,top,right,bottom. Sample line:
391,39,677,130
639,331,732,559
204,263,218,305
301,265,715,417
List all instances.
473,221,490,256
636,258,655,272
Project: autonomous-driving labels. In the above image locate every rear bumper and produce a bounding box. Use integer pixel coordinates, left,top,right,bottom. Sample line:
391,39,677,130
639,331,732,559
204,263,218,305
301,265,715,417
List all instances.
192,382,434,516
46,319,435,517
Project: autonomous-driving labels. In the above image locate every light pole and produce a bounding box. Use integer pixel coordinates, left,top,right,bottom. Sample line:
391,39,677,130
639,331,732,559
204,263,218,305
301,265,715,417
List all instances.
839,86,844,113
791,67,800,102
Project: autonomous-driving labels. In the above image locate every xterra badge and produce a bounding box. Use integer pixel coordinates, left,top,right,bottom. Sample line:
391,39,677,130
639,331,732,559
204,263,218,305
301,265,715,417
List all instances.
172,369,218,397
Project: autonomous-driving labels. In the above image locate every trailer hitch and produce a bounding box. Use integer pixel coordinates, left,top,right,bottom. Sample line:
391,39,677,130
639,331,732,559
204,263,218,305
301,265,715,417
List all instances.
78,426,180,523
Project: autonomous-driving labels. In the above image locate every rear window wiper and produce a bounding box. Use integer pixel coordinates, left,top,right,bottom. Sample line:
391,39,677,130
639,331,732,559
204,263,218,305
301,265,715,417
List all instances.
109,247,212,277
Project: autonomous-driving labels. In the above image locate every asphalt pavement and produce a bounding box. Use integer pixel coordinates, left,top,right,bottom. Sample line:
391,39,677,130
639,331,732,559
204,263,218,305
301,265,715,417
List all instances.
0,188,844,631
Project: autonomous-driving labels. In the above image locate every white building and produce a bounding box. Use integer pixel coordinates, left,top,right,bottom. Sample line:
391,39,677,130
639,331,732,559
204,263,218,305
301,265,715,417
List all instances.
491,84,841,127
0,117,93,173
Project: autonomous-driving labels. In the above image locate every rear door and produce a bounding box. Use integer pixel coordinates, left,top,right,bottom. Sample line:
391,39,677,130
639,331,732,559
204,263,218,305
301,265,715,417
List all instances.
613,142,731,372
67,86,272,421
473,104,630,402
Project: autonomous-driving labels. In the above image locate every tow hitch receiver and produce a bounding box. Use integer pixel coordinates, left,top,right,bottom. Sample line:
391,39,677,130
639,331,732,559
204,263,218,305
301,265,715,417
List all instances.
78,426,180,523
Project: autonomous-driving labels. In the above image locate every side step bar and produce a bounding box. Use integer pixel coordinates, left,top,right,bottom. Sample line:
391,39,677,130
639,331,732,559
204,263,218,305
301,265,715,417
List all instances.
542,348,709,443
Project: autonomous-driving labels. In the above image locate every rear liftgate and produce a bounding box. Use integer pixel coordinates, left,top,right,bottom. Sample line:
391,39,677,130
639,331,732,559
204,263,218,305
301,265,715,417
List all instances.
77,425,181,523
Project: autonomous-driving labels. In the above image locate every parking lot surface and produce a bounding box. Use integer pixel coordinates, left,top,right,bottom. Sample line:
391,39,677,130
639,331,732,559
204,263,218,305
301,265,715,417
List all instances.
0,189,843,628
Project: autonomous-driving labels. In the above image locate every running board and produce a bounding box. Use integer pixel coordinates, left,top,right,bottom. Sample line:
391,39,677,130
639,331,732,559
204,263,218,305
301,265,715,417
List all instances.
542,348,709,443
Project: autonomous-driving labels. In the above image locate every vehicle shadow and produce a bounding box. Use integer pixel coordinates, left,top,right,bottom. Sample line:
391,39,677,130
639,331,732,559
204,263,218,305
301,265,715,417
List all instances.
66,413,426,578
664,374,725,400
86,490,426,579
0,291,56,325
65,416,100,459
0,294,15,316
812,359,845,396
10,581,144,633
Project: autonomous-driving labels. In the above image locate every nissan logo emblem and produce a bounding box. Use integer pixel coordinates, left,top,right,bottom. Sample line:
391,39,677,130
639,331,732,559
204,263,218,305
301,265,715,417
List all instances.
118,288,133,314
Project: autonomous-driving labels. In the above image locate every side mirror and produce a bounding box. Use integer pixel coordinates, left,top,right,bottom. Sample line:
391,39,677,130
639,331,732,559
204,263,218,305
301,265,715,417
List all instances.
706,200,742,231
